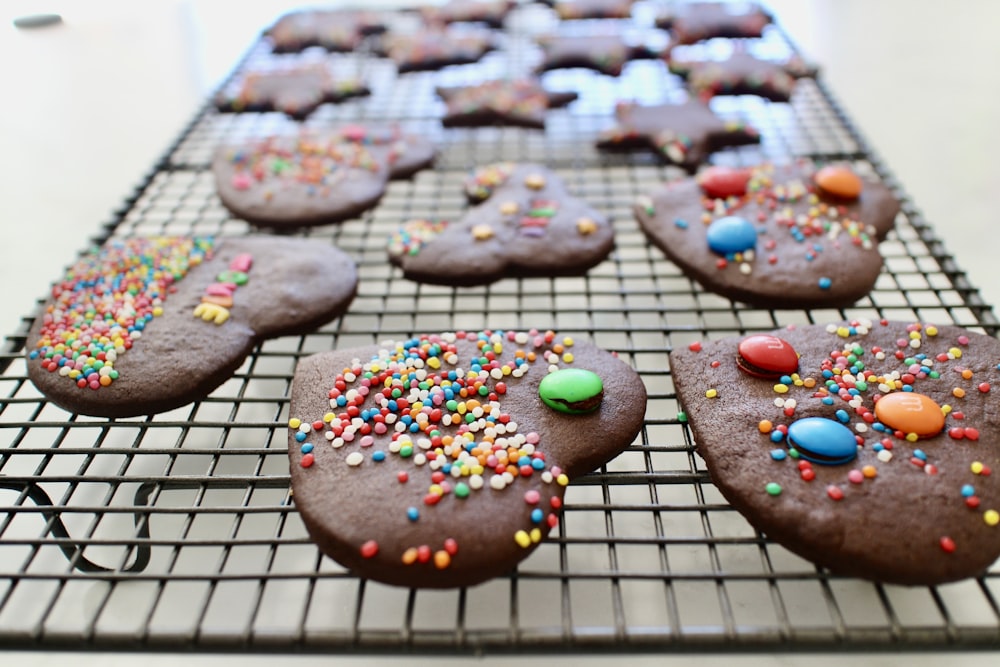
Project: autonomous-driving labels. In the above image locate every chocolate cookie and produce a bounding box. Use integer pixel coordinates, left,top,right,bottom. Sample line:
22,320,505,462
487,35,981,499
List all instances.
655,1,772,45
669,320,1000,585
633,161,900,308
374,27,495,73
535,34,659,76
551,0,635,20
265,9,385,53
596,99,760,170
436,79,578,129
669,51,817,102
214,64,369,120
419,0,515,28
287,329,646,588
26,236,358,418
387,163,614,286
213,126,435,228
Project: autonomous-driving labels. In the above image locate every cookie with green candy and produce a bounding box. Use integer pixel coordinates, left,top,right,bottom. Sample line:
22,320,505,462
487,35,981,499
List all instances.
287,329,646,587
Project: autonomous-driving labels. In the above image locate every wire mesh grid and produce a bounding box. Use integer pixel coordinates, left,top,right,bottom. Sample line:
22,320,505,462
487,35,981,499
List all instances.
2,1,1000,654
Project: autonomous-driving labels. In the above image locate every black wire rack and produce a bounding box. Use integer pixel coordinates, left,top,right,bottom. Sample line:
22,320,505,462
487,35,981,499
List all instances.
2,1,999,655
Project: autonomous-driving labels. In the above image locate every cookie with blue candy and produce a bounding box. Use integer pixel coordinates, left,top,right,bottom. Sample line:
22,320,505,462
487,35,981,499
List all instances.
633,160,900,308
669,319,1000,584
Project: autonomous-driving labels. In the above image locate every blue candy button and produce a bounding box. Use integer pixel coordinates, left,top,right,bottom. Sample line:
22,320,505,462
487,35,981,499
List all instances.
706,216,756,255
786,417,858,465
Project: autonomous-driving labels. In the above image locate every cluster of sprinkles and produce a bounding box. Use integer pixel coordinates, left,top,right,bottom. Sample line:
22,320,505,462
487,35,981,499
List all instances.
444,81,554,127
192,253,252,325
690,318,999,556
289,330,606,571
651,163,876,291
30,237,214,390
226,134,380,198
222,65,367,116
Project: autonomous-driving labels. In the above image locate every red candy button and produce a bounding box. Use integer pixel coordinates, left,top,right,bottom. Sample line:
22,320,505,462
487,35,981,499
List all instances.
873,392,945,438
814,165,863,200
736,335,799,378
697,166,752,199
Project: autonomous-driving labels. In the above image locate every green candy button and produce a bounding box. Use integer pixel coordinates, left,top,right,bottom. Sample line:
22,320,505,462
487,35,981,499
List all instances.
217,270,248,285
539,368,604,414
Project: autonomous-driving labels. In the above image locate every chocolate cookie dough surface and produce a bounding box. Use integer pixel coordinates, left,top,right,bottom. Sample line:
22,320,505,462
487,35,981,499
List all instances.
669,320,1000,585
265,9,385,53
27,236,358,418
214,64,369,120
387,163,614,286
288,329,646,588
535,34,659,76
596,100,760,170
436,79,578,129
634,161,900,308
214,127,435,228
375,27,495,73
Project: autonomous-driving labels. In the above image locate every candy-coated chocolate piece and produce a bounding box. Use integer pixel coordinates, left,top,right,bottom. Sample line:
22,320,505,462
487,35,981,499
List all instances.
786,417,858,465
539,368,604,414
706,216,756,255
874,392,945,438
736,335,798,378
697,166,752,199
814,165,863,200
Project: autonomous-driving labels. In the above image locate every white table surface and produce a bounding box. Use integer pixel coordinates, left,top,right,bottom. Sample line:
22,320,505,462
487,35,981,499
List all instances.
2,0,999,665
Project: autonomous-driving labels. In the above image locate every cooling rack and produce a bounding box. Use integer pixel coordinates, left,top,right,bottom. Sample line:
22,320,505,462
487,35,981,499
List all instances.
1,1,999,654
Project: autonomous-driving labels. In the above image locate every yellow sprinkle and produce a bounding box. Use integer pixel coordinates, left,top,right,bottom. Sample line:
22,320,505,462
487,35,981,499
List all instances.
563,337,574,347
562,353,574,363
949,347,963,359
428,484,443,495
972,461,985,474
836,327,850,338
773,384,789,394
941,404,952,415
985,510,1000,527
953,387,966,398
472,224,495,240
557,474,569,486
152,307,164,317
288,418,302,429
427,357,441,369
514,530,532,548
530,528,542,543
705,388,718,398
803,378,816,388
905,433,919,442
909,331,921,340
323,412,335,423
925,326,938,336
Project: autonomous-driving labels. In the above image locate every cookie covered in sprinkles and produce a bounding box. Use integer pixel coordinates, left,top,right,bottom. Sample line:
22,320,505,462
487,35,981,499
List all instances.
288,329,646,588
669,319,1000,585
634,160,900,308
26,236,358,418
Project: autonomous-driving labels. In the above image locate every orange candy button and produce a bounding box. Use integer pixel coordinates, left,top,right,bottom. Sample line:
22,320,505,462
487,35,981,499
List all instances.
874,392,945,437
814,165,863,200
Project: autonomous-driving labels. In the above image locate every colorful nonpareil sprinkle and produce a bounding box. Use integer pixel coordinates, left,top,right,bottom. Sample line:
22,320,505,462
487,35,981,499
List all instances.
29,237,214,391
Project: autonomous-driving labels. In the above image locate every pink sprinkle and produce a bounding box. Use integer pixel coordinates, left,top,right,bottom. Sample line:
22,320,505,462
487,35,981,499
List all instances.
550,466,562,476
374,423,388,435
360,436,374,447
526,432,540,445
958,335,970,345
231,174,252,190
340,124,367,142
205,282,236,297
342,431,355,442
847,470,864,484
524,490,540,505
229,253,253,272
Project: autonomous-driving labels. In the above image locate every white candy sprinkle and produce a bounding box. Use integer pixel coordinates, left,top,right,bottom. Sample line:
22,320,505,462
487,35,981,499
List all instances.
414,453,427,466
507,422,518,433
855,423,868,433
417,437,431,450
389,441,401,453
826,324,838,334
469,475,484,490
298,423,311,433
515,332,529,344
784,399,796,409
877,449,893,463
490,475,506,490
739,263,752,275
548,364,560,373
331,437,344,448
541,471,554,484
345,452,364,467
491,368,504,380
774,398,785,408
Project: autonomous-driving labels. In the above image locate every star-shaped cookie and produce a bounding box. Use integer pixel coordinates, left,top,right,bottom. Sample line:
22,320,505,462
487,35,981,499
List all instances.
535,34,660,76
669,51,817,102
419,0,516,28
655,1,772,44
214,64,370,120
266,9,385,53
374,28,496,73
436,79,578,129
551,0,636,20
595,99,760,170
